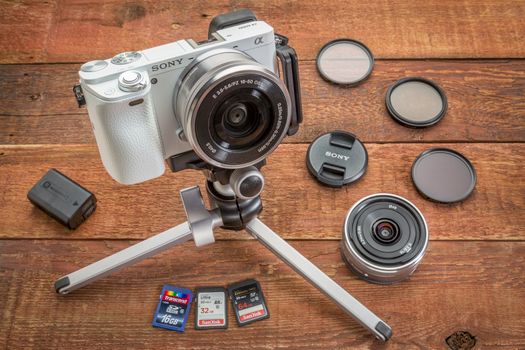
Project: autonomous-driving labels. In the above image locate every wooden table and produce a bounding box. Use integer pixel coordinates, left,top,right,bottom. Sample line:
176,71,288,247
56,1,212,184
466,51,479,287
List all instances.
1,1,524,349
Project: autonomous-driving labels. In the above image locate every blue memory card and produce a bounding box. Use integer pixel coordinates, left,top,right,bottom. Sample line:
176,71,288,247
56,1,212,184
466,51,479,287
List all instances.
152,285,193,332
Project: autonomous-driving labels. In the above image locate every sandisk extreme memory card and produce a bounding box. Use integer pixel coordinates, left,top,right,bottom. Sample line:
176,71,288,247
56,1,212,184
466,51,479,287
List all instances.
228,279,269,326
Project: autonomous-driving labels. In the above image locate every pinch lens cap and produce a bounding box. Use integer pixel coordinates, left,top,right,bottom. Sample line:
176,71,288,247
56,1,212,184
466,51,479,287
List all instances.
411,148,477,203
307,131,368,187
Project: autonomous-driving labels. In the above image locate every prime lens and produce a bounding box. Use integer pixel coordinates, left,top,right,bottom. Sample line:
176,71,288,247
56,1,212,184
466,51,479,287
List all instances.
341,193,428,284
174,49,291,169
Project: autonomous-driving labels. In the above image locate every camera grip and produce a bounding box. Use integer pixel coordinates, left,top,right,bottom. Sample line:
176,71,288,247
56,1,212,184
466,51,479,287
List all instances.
87,91,165,185
275,34,303,136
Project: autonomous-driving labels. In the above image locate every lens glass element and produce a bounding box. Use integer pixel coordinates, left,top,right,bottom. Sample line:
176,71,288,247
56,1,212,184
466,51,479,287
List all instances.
212,90,273,150
373,219,400,245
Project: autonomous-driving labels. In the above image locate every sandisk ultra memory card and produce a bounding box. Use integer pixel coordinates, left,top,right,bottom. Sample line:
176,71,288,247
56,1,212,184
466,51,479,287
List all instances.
228,279,269,326
152,285,192,332
195,287,228,330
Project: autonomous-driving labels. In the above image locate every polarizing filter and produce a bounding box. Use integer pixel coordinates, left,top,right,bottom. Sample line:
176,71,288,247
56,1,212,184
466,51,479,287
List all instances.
316,39,374,85
386,77,447,127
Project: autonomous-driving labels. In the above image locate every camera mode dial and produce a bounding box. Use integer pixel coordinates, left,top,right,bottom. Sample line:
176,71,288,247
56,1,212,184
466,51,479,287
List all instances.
111,51,142,65
118,71,147,92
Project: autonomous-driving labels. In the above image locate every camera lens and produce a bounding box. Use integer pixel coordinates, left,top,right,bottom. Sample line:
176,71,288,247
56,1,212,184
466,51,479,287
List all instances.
174,49,291,169
341,194,428,284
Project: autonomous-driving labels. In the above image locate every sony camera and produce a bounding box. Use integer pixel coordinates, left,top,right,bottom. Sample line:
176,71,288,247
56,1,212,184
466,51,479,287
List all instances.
74,9,302,185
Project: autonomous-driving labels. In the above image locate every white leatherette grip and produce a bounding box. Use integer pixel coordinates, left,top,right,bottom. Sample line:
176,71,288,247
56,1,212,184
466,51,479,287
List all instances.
84,80,165,185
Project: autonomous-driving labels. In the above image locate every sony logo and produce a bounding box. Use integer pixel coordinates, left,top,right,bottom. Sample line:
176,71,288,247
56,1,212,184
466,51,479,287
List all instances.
325,151,350,161
151,58,184,72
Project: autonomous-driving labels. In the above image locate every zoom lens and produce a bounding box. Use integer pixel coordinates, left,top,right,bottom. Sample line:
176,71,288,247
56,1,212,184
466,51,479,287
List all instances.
174,49,291,169
341,194,428,284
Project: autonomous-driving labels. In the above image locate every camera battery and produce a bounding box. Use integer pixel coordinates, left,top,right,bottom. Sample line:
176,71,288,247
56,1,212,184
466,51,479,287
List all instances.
27,169,96,229
228,279,269,326
152,285,193,332
194,287,228,330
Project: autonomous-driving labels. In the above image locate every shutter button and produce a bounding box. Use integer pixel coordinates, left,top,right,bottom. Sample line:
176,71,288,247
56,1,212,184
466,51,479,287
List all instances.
118,71,147,92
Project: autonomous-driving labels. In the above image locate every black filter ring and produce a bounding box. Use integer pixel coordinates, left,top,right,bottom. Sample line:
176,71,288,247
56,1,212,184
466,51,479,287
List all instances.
411,148,477,203
316,39,374,86
385,77,448,128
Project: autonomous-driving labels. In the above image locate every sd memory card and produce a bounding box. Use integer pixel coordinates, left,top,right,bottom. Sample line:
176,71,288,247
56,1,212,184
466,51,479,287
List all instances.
228,279,269,326
194,287,228,330
152,285,192,332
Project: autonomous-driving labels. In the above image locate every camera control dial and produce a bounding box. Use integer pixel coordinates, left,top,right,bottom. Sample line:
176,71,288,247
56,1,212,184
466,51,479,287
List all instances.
111,51,142,65
118,71,147,92
80,60,108,72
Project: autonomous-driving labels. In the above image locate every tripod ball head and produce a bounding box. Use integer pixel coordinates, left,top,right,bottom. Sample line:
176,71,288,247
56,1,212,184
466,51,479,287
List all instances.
229,166,265,200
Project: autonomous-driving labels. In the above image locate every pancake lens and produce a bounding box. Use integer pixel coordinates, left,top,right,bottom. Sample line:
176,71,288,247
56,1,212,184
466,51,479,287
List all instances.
341,194,429,284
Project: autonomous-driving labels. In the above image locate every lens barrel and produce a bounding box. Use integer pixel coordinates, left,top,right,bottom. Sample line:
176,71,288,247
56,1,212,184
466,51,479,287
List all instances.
174,49,292,169
341,193,428,284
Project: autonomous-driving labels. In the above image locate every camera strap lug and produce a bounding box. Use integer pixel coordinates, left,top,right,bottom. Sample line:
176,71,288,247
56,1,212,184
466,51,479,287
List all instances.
73,84,86,107
275,34,303,136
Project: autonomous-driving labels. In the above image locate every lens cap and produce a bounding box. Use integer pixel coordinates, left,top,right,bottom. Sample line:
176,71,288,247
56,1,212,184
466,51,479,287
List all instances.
307,131,368,187
412,148,476,203
316,39,374,86
386,77,447,128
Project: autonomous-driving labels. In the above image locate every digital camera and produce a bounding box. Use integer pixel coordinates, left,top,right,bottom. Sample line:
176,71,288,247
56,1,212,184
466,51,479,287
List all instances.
74,9,302,185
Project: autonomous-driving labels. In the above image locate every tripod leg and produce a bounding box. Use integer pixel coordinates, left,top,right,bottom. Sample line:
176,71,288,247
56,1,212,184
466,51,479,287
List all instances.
245,218,392,341
55,222,192,294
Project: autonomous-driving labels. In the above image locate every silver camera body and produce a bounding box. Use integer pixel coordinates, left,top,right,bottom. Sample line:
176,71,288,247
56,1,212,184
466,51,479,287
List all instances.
77,12,301,185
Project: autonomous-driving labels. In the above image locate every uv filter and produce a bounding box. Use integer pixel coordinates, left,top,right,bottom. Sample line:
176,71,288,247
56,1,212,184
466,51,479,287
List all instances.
411,148,477,203
386,77,447,127
316,39,374,86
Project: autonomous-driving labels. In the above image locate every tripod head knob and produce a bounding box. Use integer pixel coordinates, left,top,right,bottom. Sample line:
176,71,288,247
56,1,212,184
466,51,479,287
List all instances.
229,166,265,200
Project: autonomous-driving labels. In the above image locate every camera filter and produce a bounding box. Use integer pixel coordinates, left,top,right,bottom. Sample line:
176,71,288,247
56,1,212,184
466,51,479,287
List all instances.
342,194,429,284
411,148,476,203
386,77,447,127
316,39,374,85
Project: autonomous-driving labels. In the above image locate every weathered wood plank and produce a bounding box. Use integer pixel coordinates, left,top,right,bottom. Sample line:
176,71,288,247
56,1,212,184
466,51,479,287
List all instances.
0,239,523,349
1,0,525,63
0,143,522,240
1,60,524,144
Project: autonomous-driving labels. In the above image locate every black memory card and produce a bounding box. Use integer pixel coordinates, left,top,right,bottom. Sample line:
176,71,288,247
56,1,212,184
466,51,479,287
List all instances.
194,287,228,330
228,279,269,326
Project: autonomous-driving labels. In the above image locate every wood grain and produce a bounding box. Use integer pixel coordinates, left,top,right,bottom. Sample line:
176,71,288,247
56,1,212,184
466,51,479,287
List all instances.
1,60,524,144
0,143,523,241
0,239,523,349
1,0,525,63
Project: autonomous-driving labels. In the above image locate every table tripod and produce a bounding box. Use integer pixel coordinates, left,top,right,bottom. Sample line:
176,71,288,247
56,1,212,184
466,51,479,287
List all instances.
54,168,392,341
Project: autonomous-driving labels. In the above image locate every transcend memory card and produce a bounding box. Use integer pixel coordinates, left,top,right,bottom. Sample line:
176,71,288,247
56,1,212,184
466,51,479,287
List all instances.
152,285,192,332
228,279,269,326
194,287,228,330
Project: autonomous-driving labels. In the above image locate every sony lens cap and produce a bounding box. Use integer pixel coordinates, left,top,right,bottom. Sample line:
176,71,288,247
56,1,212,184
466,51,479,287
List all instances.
412,148,477,203
307,131,368,187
